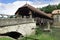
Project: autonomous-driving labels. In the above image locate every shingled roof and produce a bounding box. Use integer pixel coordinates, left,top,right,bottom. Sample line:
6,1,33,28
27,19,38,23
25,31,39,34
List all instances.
15,4,52,19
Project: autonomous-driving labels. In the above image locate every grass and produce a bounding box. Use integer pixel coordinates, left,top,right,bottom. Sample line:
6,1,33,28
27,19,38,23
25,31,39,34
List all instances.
21,32,55,40
51,27,60,40
0,37,13,40
37,34,54,40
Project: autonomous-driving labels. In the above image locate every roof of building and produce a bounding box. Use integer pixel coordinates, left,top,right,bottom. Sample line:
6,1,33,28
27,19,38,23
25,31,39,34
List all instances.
52,9,60,14
15,4,52,19
46,14,52,17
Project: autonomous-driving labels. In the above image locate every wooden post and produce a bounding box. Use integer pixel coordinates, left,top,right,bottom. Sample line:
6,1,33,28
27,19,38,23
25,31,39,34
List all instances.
24,16,26,18
47,21,50,30
29,11,32,18
30,15,32,18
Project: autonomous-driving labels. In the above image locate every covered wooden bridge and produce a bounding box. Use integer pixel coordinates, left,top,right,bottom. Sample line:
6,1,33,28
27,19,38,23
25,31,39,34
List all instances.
15,4,53,30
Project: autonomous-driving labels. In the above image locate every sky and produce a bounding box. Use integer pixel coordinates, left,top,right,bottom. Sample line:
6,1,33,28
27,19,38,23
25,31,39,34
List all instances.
0,0,60,15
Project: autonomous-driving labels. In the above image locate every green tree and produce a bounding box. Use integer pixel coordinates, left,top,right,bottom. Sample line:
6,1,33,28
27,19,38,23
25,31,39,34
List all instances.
57,3,60,9
40,5,57,13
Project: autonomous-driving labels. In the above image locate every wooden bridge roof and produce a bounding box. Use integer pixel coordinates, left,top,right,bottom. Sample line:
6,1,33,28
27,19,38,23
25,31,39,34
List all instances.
15,4,52,19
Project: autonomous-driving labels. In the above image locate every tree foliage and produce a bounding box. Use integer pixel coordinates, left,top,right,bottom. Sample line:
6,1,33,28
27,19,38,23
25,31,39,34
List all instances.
57,4,60,9
40,4,60,13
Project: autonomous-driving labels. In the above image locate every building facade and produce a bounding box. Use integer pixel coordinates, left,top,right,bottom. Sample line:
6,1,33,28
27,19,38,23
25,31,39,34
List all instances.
52,9,60,26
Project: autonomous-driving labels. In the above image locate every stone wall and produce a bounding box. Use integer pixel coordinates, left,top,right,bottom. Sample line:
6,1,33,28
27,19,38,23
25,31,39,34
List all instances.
0,18,36,36
0,18,34,27
0,22,36,36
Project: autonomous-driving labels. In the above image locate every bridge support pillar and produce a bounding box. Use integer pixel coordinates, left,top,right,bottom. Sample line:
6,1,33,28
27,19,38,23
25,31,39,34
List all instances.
44,21,51,31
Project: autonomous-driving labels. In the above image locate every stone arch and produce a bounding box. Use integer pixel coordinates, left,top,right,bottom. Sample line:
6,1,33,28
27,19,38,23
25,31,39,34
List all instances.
0,31,24,39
